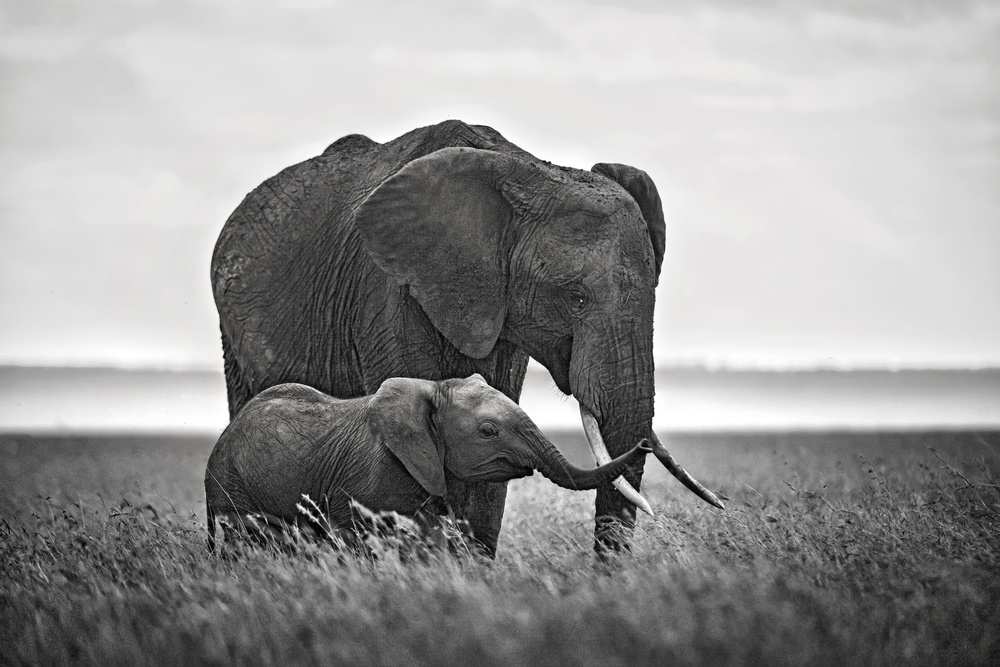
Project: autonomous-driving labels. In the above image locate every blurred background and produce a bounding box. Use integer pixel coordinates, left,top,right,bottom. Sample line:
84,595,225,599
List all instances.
1,0,998,433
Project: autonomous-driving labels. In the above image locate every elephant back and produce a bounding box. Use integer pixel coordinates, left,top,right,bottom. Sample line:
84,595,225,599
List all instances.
211,121,540,409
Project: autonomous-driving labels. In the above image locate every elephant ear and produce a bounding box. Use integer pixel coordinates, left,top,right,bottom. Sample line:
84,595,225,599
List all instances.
355,147,515,359
591,163,666,282
368,377,447,497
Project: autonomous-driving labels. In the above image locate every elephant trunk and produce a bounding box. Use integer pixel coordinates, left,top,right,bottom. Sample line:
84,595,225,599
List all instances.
569,323,657,541
578,406,654,514
521,421,653,508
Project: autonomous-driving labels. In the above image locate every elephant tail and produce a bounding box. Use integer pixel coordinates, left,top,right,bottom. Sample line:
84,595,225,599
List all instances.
221,325,254,420
206,507,217,552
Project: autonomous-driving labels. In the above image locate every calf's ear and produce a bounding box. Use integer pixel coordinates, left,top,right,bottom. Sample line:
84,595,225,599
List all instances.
368,377,447,497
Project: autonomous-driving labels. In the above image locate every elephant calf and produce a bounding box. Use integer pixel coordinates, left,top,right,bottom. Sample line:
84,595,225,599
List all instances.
205,374,651,550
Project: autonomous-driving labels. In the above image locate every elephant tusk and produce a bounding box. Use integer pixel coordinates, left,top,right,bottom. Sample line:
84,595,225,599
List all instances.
649,433,725,510
580,406,654,517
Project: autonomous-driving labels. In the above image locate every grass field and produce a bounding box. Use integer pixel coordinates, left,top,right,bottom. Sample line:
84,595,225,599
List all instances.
2,430,998,665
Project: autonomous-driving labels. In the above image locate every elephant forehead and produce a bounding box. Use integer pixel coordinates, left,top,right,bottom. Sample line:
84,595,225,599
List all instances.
452,380,518,415
554,173,642,217
525,196,648,261
527,222,651,283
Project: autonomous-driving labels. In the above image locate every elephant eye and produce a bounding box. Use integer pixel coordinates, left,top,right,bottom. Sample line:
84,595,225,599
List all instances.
479,422,500,439
568,289,588,313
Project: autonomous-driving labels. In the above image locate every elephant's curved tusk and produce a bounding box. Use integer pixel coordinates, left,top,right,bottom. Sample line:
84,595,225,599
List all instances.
649,433,725,510
580,406,654,517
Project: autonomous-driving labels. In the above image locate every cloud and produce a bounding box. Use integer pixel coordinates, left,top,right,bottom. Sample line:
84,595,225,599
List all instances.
1,0,998,367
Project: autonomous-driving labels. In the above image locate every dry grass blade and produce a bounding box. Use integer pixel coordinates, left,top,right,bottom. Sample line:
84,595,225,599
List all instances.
2,430,999,666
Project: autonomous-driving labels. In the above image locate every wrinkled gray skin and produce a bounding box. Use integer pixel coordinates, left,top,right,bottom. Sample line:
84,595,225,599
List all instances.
205,375,650,549
213,120,666,556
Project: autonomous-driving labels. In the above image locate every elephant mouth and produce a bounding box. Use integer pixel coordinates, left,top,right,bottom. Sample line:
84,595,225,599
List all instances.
463,462,534,483
536,335,573,396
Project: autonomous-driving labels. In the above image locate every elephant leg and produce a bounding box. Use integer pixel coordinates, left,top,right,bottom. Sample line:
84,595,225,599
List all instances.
445,479,508,558
593,462,646,557
413,502,474,557
216,510,289,548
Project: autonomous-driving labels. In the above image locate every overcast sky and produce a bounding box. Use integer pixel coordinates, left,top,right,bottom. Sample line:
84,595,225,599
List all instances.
1,0,998,370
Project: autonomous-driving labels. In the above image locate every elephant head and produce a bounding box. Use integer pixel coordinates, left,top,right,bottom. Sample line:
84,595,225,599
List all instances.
356,144,722,551
368,375,653,503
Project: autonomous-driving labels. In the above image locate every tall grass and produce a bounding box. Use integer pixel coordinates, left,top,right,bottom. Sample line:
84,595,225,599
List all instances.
1,431,998,665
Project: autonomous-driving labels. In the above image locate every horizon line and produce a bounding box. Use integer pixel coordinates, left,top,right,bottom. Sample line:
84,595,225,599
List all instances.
3,361,999,374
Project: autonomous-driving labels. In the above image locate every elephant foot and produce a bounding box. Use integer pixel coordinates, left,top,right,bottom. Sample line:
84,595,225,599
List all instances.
593,483,640,560
593,514,636,562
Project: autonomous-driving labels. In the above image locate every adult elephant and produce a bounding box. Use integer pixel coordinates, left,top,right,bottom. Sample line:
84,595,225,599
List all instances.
212,120,721,556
